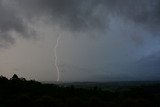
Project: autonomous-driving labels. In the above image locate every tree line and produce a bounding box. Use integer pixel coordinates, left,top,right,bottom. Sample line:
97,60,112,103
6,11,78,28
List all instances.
0,74,160,107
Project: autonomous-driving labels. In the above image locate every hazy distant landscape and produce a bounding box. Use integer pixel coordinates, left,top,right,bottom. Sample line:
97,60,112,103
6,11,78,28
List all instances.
58,81,160,88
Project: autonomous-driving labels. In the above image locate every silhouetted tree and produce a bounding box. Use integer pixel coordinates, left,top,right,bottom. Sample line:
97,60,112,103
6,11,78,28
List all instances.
0,75,8,83
0,75,8,80
20,77,26,81
11,74,19,80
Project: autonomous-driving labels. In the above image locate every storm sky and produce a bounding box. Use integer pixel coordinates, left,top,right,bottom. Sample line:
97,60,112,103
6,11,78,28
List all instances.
0,0,160,81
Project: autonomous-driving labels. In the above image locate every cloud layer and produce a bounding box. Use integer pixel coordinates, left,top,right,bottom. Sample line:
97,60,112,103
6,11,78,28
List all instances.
0,0,160,46
0,0,160,81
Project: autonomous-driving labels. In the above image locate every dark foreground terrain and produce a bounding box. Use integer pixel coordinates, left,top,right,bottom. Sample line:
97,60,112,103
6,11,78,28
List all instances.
1,74,160,107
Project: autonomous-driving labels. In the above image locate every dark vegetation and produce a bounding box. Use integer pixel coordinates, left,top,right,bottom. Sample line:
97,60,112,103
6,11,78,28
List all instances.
0,74,160,107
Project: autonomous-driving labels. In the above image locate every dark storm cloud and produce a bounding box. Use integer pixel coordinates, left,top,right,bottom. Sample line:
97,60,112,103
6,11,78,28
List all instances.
1,0,160,46
15,0,160,32
15,0,108,32
0,0,34,47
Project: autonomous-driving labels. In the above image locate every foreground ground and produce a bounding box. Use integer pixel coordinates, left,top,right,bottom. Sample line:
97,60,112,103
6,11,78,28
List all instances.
0,74,160,107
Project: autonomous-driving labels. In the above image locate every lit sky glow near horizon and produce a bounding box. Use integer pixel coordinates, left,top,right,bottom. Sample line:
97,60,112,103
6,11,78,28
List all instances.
0,0,160,82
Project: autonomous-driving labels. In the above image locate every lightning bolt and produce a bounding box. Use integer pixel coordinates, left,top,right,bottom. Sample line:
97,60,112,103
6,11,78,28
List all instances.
54,34,62,82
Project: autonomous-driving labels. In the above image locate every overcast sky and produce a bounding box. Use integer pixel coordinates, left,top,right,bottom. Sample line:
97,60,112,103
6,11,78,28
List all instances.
0,0,160,82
